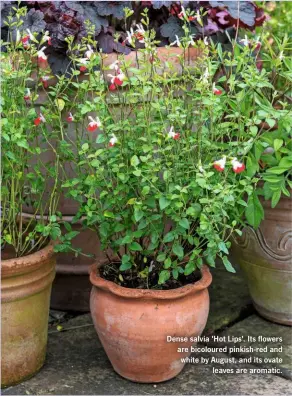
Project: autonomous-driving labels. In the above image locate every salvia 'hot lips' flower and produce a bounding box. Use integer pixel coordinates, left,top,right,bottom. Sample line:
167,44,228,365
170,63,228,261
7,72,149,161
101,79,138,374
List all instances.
213,156,226,172
21,35,30,49
24,88,31,101
79,58,88,72
109,134,118,147
41,76,50,88
85,45,94,60
109,72,125,91
231,158,245,174
213,83,222,96
87,116,101,132
37,47,47,63
67,112,74,122
168,126,180,140
42,31,52,46
34,113,46,126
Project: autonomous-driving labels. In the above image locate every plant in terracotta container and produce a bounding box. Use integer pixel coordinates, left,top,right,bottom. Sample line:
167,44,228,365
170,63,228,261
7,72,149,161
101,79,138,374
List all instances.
231,34,292,326
58,12,274,382
0,8,73,387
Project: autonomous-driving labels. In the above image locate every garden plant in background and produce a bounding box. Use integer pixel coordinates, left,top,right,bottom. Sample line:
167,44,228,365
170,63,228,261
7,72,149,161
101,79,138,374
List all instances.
1,6,72,387
232,31,292,326
0,1,266,74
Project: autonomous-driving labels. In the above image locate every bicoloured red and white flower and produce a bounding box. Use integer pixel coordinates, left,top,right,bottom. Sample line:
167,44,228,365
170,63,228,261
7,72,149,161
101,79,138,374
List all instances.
170,35,182,48
37,47,47,63
66,112,74,122
168,126,180,140
108,71,125,91
122,28,135,46
109,134,118,147
85,45,94,60
134,24,146,43
79,58,89,72
41,76,50,88
231,158,245,174
21,35,30,49
178,6,187,20
34,112,46,126
213,83,223,96
213,156,226,172
42,31,52,46
87,116,101,132
254,37,261,51
24,88,31,101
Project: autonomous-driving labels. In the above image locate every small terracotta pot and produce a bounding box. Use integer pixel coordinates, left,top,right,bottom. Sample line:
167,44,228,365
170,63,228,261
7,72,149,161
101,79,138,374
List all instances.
1,243,56,387
90,262,212,383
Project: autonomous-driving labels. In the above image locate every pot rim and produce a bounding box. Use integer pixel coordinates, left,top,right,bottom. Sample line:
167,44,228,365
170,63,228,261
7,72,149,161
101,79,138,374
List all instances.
1,241,55,277
89,260,212,300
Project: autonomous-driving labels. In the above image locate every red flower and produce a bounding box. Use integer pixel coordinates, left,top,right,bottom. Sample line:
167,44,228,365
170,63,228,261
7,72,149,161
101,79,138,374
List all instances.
168,127,180,140
80,65,87,72
87,116,101,132
188,16,196,21
213,157,226,172
34,113,46,126
109,83,116,91
67,112,74,122
37,47,47,63
21,35,30,48
213,83,222,95
231,159,245,174
41,76,50,88
24,89,31,101
47,37,52,46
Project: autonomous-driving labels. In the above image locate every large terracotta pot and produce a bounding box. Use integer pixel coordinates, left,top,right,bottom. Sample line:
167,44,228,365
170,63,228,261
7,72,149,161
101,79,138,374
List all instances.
90,262,212,383
232,195,292,325
1,243,56,387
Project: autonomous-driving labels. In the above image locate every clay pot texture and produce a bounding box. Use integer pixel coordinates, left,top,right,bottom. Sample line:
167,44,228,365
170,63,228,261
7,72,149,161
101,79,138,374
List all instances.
1,243,56,387
232,194,292,325
90,262,212,383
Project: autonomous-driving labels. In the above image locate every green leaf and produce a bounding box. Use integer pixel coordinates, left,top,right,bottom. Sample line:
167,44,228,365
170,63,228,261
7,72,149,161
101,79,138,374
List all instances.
90,159,100,167
130,155,140,167
271,190,281,208
159,197,170,210
246,155,258,178
158,270,170,285
222,256,236,273
157,253,166,262
179,218,190,229
172,243,184,260
129,242,143,251
134,208,144,222
274,139,283,152
119,262,132,271
104,211,115,218
245,192,264,229
266,118,276,128
163,232,175,243
164,257,172,269
266,167,288,175
218,241,229,254
184,261,195,276
96,134,106,144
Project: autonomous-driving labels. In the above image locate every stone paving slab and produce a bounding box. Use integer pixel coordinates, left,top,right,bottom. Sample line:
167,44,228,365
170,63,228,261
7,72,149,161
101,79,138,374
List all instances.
3,314,292,396
205,265,252,334
206,314,292,380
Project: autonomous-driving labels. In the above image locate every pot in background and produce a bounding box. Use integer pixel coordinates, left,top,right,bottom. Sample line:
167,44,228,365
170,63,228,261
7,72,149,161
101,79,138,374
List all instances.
1,243,56,387
232,195,292,326
90,262,212,383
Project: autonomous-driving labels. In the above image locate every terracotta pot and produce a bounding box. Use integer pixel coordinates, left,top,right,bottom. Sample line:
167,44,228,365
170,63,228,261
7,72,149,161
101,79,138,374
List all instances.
231,194,292,325
1,243,56,387
90,262,212,383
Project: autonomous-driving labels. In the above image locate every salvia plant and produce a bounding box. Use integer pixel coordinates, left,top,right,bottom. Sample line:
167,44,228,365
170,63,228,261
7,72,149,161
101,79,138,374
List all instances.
1,4,290,288
50,8,289,289
1,1,266,75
